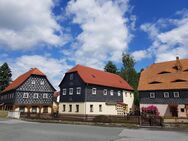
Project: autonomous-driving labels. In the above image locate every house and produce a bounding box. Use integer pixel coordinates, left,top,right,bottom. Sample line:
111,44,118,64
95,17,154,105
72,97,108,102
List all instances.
0,68,56,114
138,57,188,117
59,64,134,116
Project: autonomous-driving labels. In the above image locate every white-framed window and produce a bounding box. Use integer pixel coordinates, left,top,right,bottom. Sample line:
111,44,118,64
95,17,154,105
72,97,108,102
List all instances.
150,92,155,98
70,74,74,80
69,88,73,95
43,93,48,98
76,87,81,95
31,80,35,85
174,92,180,98
63,89,66,95
92,88,96,95
90,105,93,112
99,104,102,112
33,93,39,99
40,80,44,85
164,92,169,98
103,89,107,95
125,92,127,97
118,91,121,96
110,90,114,96
23,93,29,98
130,93,132,98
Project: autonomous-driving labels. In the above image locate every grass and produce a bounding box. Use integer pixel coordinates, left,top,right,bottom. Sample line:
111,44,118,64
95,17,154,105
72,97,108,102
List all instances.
0,110,8,118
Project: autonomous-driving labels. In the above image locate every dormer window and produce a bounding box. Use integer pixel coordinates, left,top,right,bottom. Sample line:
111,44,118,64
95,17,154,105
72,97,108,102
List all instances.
31,80,35,85
172,79,186,83
40,80,44,85
164,92,169,98
150,92,155,98
70,74,74,80
158,71,171,74
183,69,188,72
149,81,161,84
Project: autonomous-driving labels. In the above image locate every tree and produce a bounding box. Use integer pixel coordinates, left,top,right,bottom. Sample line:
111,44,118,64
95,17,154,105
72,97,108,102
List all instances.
120,53,140,106
0,63,12,92
104,61,118,74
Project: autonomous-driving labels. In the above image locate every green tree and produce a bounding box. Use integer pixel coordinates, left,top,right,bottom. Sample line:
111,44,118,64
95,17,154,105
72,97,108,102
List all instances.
0,63,12,92
104,61,118,74
120,53,140,106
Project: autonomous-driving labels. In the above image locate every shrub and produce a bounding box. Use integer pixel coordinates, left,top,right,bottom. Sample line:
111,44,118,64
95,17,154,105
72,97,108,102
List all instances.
141,105,160,116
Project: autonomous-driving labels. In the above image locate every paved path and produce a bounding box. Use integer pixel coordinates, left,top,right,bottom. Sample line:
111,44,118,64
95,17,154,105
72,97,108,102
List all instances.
0,119,187,141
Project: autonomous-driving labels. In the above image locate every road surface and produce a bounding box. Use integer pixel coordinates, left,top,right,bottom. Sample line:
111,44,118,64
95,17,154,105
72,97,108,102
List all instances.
0,119,187,141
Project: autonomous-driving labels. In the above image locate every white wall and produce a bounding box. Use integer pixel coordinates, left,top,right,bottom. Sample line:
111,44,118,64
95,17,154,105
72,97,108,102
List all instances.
178,105,187,117
123,90,134,113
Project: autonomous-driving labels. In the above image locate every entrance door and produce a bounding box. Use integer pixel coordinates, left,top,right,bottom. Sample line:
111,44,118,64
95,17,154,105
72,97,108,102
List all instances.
170,105,178,117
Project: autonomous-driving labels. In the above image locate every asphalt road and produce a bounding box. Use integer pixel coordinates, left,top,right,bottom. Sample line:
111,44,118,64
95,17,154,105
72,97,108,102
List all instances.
0,119,187,141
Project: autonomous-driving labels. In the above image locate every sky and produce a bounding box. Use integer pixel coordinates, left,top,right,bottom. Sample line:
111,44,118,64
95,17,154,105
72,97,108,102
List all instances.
0,0,188,89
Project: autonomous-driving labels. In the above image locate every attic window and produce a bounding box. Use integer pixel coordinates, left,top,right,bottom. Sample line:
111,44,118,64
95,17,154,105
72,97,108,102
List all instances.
172,79,187,83
91,74,96,78
158,71,171,74
149,81,161,84
119,80,122,84
183,69,188,72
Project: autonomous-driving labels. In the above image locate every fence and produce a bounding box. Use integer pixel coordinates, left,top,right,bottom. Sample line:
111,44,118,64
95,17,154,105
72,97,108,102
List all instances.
8,111,20,119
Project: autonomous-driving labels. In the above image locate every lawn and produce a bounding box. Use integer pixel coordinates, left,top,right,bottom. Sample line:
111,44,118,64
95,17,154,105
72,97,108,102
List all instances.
0,110,8,118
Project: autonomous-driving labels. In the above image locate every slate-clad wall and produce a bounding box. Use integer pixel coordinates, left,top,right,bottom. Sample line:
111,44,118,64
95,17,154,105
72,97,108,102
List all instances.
59,72,86,102
139,90,188,104
59,72,124,103
85,84,123,102
0,91,15,104
15,75,54,105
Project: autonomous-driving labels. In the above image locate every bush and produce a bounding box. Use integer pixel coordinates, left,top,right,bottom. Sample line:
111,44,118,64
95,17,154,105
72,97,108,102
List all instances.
141,105,160,116
0,110,8,118
93,115,112,123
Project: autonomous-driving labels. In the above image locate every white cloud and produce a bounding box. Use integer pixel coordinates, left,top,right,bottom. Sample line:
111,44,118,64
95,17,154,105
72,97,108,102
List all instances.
65,0,133,69
132,9,188,62
9,55,72,90
0,0,65,50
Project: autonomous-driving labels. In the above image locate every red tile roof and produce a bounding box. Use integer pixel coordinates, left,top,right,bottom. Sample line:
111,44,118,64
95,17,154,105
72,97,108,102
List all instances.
67,64,133,90
1,68,45,94
138,58,188,91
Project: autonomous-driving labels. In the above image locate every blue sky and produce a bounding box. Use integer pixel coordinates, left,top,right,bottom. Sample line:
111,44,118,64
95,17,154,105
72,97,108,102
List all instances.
0,0,188,88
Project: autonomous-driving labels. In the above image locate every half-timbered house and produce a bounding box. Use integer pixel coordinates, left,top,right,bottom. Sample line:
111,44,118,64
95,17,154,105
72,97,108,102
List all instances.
59,64,134,116
0,68,55,114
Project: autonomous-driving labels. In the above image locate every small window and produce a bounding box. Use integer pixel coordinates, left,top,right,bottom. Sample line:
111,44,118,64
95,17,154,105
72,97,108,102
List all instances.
174,92,179,98
90,105,93,112
76,105,79,112
69,88,73,95
69,105,72,112
164,92,169,98
31,80,35,85
70,74,74,80
77,87,81,94
92,88,96,95
150,92,155,98
118,91,121,96
63,105,66,112
181,108,185,112
19,107,25,113
63,89,66,95
32,107,37,113
99,105,102,112
130,93,132,98
43,93,48,98
40,80,44,85
33,93,39,99
23,93,29,98
110,90,114,96
43,106,48,113
103,89,107,95
125,92,127,97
